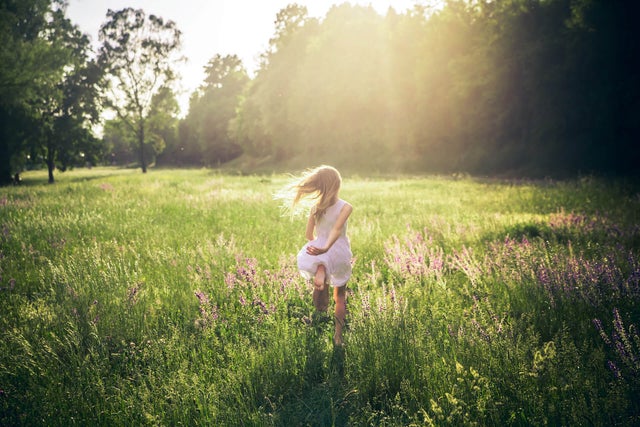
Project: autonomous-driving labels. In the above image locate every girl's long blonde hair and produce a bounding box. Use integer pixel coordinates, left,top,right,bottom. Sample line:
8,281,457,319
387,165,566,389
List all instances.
276,165,342,219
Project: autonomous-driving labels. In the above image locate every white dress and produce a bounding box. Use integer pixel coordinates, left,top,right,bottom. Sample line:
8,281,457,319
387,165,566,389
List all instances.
297,199,352,287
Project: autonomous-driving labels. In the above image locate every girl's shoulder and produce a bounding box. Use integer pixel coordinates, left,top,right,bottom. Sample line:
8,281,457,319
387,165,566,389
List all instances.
338,199,353,212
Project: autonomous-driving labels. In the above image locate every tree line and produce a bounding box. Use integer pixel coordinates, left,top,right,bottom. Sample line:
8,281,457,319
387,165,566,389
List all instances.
2,0,638,184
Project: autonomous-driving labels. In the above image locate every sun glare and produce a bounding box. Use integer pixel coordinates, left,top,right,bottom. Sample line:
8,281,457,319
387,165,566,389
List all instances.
67,0,429,116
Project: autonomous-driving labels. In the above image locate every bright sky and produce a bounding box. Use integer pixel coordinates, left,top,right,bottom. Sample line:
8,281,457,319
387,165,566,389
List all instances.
66,0,421,116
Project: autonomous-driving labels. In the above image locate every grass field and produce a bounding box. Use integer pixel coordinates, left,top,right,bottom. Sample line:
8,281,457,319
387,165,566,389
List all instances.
1,167,639,426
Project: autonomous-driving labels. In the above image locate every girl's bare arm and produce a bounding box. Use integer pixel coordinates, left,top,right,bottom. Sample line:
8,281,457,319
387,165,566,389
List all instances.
305,210,316,241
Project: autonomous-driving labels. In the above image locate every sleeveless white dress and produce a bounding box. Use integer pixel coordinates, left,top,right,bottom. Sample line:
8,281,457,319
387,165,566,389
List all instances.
297,199,352,287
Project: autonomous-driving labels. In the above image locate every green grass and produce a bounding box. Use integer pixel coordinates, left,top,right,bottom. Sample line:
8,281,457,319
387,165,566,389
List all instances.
1,167,639,425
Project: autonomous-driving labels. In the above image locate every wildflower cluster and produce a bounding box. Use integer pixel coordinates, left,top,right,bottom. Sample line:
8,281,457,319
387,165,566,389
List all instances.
549,209,605,234
224,254,305,317
358,283,405,319
383,227,445,284
535,250,639,308
593,308,640,381
194,289,219,329
193,253,308,333
465,235,638,309
384,220,640,367
466,295,507,344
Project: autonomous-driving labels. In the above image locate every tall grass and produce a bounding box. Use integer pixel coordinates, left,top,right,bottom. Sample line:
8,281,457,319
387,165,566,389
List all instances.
1,168,639,425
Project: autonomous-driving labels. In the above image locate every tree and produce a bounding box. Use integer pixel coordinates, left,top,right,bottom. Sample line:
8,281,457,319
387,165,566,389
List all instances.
234,4,317,162
102,118,135,165
235,4,394,168
147,86,179,166
290,4,394,167
0,0,96,184
228,0,640,175
182,54,249,165
97,8,182,173
35,6,102,183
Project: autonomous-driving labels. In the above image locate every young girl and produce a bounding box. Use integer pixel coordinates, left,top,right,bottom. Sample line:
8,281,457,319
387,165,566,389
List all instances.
280,165,352,346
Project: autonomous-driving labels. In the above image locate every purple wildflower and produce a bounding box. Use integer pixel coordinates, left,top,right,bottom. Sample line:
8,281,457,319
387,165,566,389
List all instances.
194,290,220,328
383,228,445,282
592,318,611,345
252,298,269,315
596,308,640,379
471,319,491,343
361,293,371,317
607,360,622,380
389,285,396,305
236,255,259,286
224,272,236,290
195,290,209,305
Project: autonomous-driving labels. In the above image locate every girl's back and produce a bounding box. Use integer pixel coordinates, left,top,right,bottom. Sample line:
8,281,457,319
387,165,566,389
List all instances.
316,199,349,239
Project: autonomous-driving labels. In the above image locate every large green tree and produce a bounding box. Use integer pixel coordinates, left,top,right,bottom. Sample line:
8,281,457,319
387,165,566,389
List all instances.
36,6,102,183
180,54,249,165
233,4,317,163
97,8,182,173
1,0,49,184
290,4,395,168
0,0,98,184
103,87,179,167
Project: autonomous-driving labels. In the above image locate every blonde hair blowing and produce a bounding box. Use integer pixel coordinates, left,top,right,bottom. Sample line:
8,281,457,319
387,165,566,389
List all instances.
276,165,342,219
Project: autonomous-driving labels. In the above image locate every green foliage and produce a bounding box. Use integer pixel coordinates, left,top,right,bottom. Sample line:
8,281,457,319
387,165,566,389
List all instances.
97,8,182,173
4,1,639,179
175,55,249,166
105,87,180,167
1,168,639,425
225,0,639,176
0,0,100,184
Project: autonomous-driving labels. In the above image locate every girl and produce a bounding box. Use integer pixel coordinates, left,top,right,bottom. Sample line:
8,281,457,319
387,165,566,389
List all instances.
280,165,352,346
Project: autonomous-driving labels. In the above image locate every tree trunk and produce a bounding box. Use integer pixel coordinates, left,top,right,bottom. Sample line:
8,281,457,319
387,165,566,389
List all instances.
47,142,55,184
0,139,13,186
139,121,147,173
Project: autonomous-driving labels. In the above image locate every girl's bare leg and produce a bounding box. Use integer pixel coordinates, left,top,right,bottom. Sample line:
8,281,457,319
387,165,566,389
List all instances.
333,285,346,345
313,265,329,312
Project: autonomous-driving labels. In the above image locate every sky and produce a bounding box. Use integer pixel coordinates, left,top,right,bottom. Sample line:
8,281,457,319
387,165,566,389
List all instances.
66,0,421,116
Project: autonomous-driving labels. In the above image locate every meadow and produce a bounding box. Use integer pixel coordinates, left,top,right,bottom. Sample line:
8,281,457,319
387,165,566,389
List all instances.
1,167,639,426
